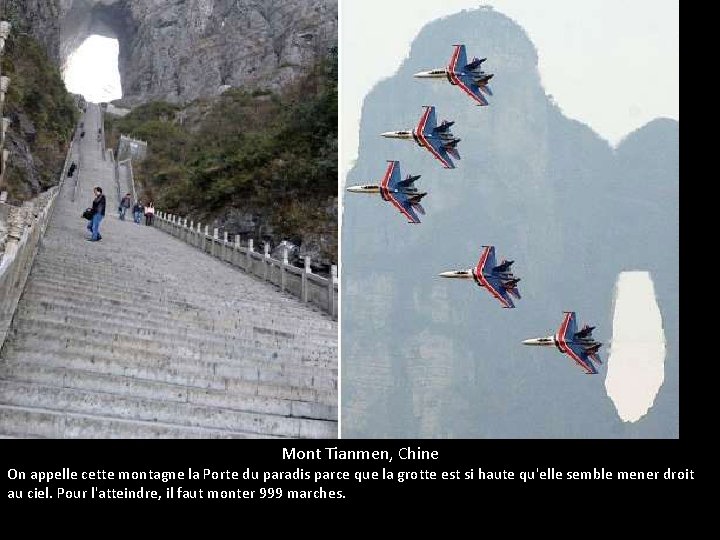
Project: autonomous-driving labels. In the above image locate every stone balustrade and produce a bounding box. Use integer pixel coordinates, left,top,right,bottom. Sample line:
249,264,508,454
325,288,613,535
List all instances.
0,136,74,350
0,189,60,348
1,22,9,201
153,211,338,319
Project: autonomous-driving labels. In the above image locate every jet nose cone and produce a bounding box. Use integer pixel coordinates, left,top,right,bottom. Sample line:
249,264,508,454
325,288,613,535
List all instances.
381,131,400,138
346,186,362,193
522,338,548,346
414,71,431,78
438,270,471,278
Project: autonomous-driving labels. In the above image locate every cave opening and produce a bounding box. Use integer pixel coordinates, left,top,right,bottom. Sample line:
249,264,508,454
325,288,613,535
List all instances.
63,34,122,103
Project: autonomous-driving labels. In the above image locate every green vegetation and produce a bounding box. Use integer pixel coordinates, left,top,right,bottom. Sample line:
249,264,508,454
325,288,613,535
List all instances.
1,32,78,202
105,52,338,262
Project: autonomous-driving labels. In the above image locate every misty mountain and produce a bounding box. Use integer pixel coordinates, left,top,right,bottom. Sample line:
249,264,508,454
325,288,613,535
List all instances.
341,8,678,438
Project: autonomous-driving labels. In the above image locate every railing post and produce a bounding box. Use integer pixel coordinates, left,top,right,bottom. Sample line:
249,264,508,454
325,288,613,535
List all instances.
234,234,241,267
213,228,219,258
264,242,270,281
223,231,229,261
246,239,254,272
281,242,288,292
329,265,338,318
204,225,209,254
302,256,311,303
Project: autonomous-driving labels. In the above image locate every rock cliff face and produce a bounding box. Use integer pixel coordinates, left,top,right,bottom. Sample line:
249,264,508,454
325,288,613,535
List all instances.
2,0,337,105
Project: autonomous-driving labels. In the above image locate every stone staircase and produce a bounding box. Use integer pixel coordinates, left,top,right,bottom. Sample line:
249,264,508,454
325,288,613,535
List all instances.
0,104,338,438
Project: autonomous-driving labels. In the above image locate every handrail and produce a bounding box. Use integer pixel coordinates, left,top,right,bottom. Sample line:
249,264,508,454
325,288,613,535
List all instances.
152,212,338,319
0,130,76,350
115,158,137,205
70,127,81,202
114,157,121,205
122,158,137,203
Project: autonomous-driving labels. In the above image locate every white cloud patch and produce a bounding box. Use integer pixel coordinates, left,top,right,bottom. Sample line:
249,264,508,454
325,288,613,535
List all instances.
605,271,666,422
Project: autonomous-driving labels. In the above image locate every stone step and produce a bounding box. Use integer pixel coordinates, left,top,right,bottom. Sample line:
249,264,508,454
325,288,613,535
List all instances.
3,338,337,391
9,318,337,366
30,264,299,305
21,283,331,330
0,380,336,438
14,309,337,359
2,350,336,405
23,277,335,334
23,296,337,342
27,271,325,320
0,405,275,439
0,362,336,421
30,263,320,312
19,289,336,340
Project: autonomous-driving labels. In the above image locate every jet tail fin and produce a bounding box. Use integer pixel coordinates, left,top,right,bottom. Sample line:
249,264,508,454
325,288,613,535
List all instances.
408,193,427,215
506,286,521,300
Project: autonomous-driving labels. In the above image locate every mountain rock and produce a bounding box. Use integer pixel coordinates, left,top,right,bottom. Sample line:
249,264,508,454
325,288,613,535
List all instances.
3,0,337,105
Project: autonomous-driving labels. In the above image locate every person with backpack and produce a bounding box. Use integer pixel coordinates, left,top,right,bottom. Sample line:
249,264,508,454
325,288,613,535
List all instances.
86,187,106,241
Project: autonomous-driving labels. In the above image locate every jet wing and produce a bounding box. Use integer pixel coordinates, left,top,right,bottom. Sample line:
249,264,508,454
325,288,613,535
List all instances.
380,161,422,224
555,312,598,374
473,246,514,308
415,106,455,169
448,44,469,73
416,105,438,137
447,45,490,106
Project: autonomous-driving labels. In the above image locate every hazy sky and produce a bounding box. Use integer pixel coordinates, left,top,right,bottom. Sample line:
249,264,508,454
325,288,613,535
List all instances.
63,35,122,103
341,0,679,177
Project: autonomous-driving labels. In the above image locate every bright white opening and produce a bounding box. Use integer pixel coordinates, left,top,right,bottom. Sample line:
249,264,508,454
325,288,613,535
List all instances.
63,35,122,103
605,271,667,423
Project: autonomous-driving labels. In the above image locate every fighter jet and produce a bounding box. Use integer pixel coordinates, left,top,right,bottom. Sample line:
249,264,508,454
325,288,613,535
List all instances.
381,106,460,169
438,245,521,308
522,312,603,374
346,160,427,224
414,44,494,106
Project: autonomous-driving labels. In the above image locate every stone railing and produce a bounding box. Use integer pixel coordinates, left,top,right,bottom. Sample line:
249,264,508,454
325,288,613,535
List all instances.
116,157,137,204
0,136,74,350
153,212,338,319
0,191,59,348
117,135,147,162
